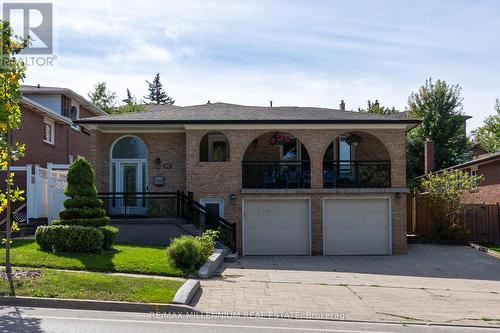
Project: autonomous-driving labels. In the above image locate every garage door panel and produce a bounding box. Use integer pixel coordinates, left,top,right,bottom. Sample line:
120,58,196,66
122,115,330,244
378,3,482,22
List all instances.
244,199,309,255
324,198,390,255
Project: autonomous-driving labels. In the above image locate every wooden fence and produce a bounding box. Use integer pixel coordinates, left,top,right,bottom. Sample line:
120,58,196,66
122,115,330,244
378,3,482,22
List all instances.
407,192,500,242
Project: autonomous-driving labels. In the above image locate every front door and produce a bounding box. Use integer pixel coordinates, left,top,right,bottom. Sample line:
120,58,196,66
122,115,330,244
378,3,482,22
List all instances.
111,160,147,215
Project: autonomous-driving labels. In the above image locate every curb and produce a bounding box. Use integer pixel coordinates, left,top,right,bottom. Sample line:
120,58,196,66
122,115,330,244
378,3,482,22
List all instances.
470,243,500,259
0,296,196,314
172,279,200,304
198,248,227,278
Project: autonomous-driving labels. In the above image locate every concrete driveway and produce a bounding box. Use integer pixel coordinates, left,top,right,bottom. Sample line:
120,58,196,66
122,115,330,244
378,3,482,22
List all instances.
192,245,500,326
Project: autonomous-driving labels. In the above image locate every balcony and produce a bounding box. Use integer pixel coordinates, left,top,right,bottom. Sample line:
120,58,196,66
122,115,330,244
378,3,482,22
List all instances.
323,160,391,188
242,160,311,189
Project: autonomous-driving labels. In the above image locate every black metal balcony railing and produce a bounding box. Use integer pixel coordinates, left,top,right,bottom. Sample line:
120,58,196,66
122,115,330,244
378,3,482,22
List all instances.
242,160,311,189
323,160,391,188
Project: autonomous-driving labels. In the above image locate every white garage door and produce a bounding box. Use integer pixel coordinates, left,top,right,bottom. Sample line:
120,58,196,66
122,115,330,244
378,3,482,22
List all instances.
324,198,391,255
243,199,310,255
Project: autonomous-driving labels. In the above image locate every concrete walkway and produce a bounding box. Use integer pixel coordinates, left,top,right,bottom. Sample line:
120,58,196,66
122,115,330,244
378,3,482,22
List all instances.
192,245,500,326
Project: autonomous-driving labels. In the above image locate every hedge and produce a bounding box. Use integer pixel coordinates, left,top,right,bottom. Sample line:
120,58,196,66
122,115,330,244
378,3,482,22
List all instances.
63,197,103,209
59,208,107,220
36,225,104,253
100,225,119,250
53,217,110,228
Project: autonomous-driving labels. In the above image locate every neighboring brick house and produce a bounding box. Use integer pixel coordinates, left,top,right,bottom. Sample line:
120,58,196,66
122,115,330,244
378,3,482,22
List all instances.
78,102,420,256
17,85,106,165
449,152,500,205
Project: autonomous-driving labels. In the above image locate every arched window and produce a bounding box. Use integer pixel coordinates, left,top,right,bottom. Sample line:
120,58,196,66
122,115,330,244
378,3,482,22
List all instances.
199,132,230,162
112,136,147,159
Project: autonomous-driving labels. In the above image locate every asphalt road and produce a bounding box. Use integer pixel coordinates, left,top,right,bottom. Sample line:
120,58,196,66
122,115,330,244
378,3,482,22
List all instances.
0,306,498,333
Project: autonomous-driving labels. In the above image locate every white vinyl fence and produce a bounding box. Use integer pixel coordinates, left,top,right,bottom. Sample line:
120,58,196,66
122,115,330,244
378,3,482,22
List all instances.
2,163,69,223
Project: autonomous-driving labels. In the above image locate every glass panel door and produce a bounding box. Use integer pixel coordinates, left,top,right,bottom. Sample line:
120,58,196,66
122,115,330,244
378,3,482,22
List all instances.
339,138,353,179
122,163,138,207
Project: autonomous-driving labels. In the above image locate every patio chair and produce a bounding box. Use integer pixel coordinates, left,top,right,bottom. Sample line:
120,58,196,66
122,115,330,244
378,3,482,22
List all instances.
264,170,277,188
285,170,300,188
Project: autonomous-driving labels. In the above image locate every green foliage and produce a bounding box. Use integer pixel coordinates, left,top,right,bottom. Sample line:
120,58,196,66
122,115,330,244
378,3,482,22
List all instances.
122,88,134,104
100,226,119,250
472,99,500,153
421,169,483,240
45,159,115,251
165,230,218,271
144,73,174,105
63,197,103,209
406,78,469,181
53,217,110,228
358,99,397,115
35,225,104,253
65,159,97,198
112,103,147,114
88,81,117,113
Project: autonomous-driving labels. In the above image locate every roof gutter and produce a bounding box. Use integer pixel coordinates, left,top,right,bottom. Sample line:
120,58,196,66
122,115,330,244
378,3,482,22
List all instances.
76,119,422,125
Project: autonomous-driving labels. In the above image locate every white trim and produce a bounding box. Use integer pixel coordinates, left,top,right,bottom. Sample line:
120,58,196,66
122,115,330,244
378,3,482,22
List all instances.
22,97,73,125
242,197,312,256
43,117,55,145
185,123,409,130
322,196,392,256
200,198,225,218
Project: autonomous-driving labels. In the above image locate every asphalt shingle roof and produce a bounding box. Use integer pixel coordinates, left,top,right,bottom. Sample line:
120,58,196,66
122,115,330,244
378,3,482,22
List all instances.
77,102,420,124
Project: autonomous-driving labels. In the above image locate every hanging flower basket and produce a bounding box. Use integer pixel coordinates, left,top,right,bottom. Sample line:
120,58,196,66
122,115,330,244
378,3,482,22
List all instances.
344,133,362,146
269,132,292,146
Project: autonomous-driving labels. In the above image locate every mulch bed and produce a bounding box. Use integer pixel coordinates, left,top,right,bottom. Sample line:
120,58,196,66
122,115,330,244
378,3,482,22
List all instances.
0,270,42,280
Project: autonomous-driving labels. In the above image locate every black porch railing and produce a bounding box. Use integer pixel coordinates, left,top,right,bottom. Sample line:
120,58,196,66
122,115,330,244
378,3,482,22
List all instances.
323,160,391,188
98,191,237,252
178,191,236,252
99,192,178,218
242,160,311,189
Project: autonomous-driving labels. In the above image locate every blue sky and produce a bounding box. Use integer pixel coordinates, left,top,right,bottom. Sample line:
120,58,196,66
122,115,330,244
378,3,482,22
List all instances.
19,0,500,130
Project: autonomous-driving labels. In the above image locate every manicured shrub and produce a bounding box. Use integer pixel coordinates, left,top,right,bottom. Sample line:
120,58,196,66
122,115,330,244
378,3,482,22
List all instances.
100,225,119,250
36,225,104,253
166,230,218,271
44,159,117,252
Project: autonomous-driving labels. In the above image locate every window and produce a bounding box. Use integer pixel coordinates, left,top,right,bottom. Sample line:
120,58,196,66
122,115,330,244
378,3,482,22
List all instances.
471,168,479,190
200,132,230,162
43,117,55,144
70,102,80,130
112,136,147,159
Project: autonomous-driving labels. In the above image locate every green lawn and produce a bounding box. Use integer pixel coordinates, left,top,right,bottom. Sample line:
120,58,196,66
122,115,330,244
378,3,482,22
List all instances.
1,269,183,303
480,242,500,253
0,239,183,276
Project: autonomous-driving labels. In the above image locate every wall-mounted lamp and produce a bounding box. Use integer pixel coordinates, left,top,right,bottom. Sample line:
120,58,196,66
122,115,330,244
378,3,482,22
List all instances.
229,193,236,200
395,192,401,199
154,157,161,169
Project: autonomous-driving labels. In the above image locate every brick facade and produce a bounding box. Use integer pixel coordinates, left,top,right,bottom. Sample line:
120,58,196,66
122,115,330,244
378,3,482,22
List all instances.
13,104,95,167
92,127,408,255
460,160,500,205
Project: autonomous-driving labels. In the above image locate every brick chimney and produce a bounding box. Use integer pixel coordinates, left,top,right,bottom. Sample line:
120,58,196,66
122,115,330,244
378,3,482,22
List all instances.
340,100,345,111
424,138,435,174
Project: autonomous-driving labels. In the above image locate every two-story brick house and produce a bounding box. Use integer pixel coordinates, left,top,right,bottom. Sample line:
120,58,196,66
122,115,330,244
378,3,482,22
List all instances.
18,85,106,165
78,102,420,256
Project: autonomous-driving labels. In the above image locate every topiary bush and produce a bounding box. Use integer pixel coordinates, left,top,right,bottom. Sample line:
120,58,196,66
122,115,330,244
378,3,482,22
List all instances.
165,230,218,272
100,225,119,250
35,225,104,253
36,159,118,252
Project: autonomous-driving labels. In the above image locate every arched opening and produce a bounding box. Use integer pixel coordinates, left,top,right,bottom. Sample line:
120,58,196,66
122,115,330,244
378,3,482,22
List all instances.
110,136,148,214
199,132,230,162
322,132,391,188
242,132,310,189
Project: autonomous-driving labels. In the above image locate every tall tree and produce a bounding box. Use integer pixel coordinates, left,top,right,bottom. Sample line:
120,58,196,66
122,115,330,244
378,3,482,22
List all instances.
358,99,397,115
406,78,468,181
0,21,29,276
88,82,117,113
122,88,133,105
144,73,174,105
473,99,500,153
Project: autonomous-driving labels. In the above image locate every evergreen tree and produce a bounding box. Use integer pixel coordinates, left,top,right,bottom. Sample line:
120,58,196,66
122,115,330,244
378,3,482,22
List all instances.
122,88,134,105
358,99,397,115
406,78,469,182
144,73,174,105
88,82,117,113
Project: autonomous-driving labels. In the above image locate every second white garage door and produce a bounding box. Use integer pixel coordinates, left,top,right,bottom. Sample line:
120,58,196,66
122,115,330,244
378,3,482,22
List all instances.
243,199,310,255
323,198,391,255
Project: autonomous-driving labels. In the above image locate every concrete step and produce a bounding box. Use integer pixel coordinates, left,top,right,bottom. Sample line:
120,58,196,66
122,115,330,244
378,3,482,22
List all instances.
224,252,239,262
